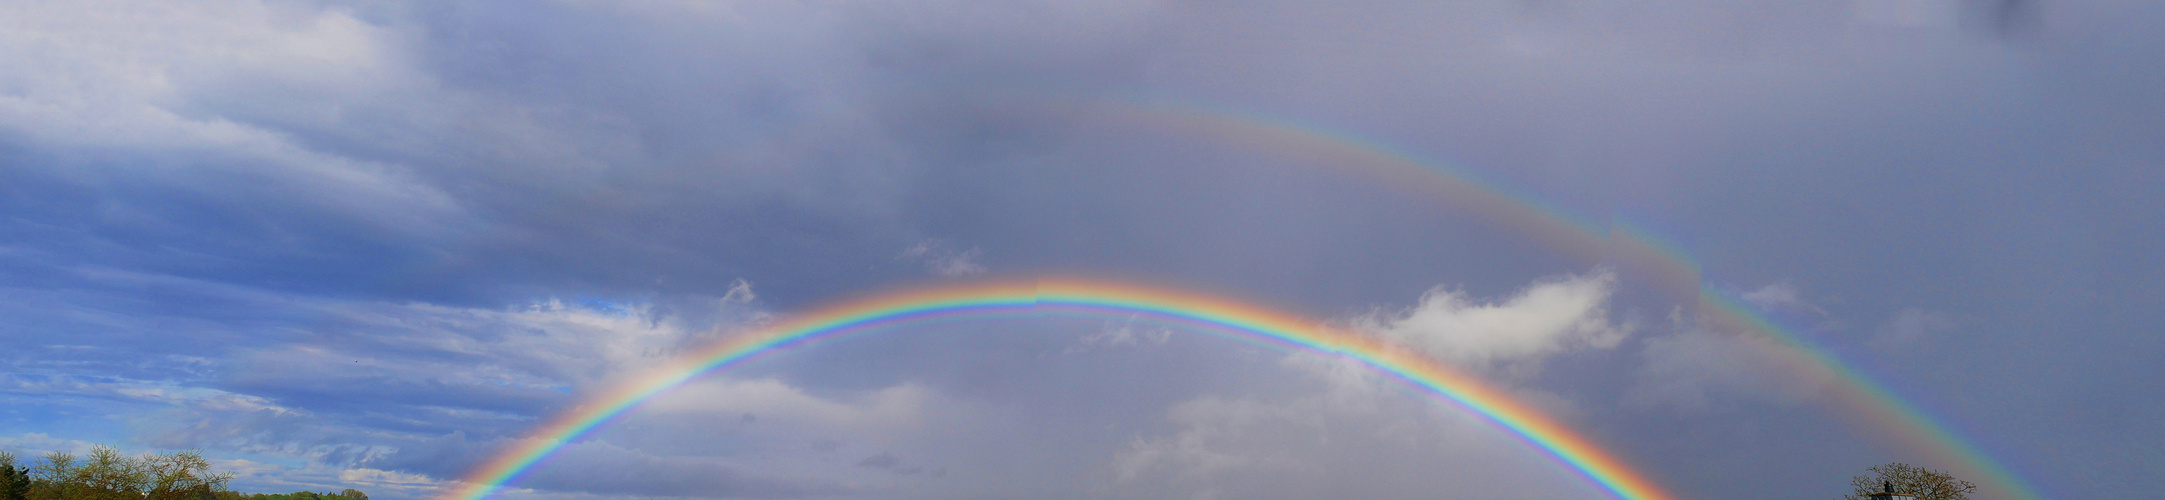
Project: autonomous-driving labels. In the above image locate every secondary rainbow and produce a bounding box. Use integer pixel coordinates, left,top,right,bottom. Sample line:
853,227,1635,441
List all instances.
1082,98,2047,500
439,278,1677,500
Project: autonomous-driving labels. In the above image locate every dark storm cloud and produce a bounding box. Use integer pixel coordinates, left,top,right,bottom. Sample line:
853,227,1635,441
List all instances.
354,0,1167,305
0,0,1168,308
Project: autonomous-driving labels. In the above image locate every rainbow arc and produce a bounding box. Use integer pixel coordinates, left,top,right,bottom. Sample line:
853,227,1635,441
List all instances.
438,278,1678,500
443,97,2046,500
1085,99,2045,500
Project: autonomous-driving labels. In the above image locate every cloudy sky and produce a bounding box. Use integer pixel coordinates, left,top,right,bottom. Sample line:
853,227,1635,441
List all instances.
2,1,2159,499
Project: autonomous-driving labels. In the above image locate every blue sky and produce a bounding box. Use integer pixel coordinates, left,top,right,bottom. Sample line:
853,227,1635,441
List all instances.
2,1,2159,499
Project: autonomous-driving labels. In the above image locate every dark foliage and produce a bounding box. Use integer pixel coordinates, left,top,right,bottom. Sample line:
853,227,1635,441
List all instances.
0,448,365,500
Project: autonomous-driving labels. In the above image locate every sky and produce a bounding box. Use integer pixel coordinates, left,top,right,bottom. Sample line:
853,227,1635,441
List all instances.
1,1,2159,499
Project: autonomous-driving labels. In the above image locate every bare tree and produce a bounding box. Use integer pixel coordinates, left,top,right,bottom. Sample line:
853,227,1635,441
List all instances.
1840,462,1977,500
145,450,234,500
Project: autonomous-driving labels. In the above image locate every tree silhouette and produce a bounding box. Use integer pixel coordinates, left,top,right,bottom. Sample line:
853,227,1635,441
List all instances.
1840,462,1977,500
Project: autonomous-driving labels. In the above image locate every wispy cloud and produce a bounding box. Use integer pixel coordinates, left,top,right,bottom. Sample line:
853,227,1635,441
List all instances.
1870,307,1957,353
1064,315,1174,354
1739,282,1830,316
899,239,988,277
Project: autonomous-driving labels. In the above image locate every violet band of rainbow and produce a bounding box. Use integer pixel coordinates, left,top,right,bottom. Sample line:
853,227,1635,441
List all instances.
438,278,1678,500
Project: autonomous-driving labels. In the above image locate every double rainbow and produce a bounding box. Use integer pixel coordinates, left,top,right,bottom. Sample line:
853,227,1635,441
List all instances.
1089,99,2045,500
443,97,2045,500
438,278,1677,500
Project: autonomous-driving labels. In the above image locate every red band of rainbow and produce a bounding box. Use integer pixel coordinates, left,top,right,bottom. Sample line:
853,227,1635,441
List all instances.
438,278,1678,500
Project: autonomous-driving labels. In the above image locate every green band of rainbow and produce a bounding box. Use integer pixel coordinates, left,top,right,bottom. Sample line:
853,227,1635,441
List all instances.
1083,99,2046,500
438,278,1676,500
1696,290,2039,499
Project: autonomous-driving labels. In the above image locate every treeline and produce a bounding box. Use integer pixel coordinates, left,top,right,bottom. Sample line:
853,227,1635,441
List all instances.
0,447,366,500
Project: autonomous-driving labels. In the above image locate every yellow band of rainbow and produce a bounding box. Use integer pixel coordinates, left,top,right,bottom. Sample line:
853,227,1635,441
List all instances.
1080,98,2048,500
438,277,1677,500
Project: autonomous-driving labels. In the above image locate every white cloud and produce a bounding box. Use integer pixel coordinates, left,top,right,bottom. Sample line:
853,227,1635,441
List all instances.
218,460,447,499
225,285,775,402
335,467,444,495
0,272,782,488
0,267,958,498
1106,270,1639,497
0,374,348,461
0,433,101,457
0,374,285,412
722,279,760,304
1352,270,1631,371
1739,282,1829,315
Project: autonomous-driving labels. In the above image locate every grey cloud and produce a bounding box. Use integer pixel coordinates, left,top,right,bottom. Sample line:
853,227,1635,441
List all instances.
215,463,444,500
1624,313,1831,412
198,291,773,428
141,400,366,461
1739,282,1829,316
853,451,930,476
898,239,988,277
0,0,1171,306
855,452,898,469
4,1,2163,499
1869,307,1957,353
350,431,492,482
1109,353,1605,500
447,438,853,499
1063,315,1174,354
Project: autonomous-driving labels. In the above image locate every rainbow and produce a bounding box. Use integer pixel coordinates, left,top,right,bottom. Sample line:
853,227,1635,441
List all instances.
439,278,1678,500
1697,291,2036,499
1080,99,2047,500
